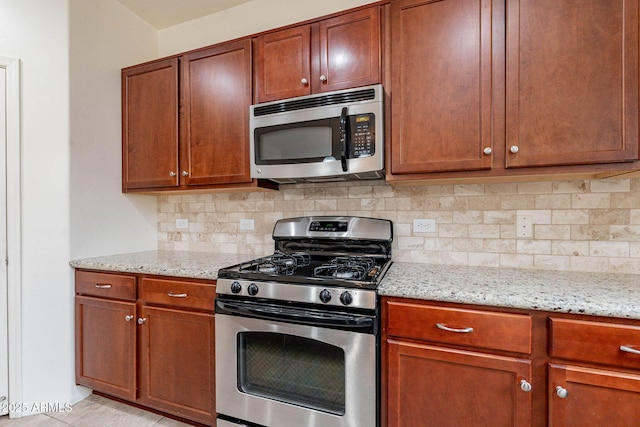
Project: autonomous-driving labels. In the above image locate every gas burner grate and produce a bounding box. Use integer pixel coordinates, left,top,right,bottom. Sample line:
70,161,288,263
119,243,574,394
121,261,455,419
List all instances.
240,252,311,275
313,256,378,281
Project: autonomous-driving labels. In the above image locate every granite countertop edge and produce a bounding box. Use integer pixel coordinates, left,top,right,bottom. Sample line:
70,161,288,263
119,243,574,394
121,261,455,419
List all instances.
70,251,640,320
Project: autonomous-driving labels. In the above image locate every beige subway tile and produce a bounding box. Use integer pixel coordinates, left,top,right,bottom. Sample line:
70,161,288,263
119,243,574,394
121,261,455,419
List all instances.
589,209,628,225
570,256,609,273
398,236,425,250
204,202,217,212
196,194,213,202
483,210,515,224
454,184,484,195
439,224,469,238
552,241,590,256
468,195,501,210
552,180,589,194
453,210,483,224
500,195,535,210
361,198,385,211
630,209,640,224
589,241,629,257
570,224,611,241
534,255,570,271
611,192,640,209
373,185,395,198
424,238,453,251
167,195,183,204
590,178,630,193
609,258,640,274
336,199,361,211
159,203,175,213
631,242,640,257
431,251,468,265
424,185,454,195
517,240,551,255
314,199,337,211
453,238,483,252
468,252,500,267
348,186,373,198
535,225,571,240
469,224,501,238
384,197,412,210
158,242,174,251
610,225,640,241
500,224,516,239
500,253,533,269
552,209,589,224
256,200,276,212
517,181,552,194
485,182,518,195
283,189,305,200
534,194,571,209
484,238,516,253
394,223,412,237
172,241,190,251
571,193,610,209
440,196,471,210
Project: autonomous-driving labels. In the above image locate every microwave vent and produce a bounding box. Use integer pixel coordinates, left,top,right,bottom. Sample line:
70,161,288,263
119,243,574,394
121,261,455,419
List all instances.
253,87,376,117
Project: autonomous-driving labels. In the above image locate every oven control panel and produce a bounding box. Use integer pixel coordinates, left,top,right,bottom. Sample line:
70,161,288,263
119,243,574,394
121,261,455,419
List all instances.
216,278,377,310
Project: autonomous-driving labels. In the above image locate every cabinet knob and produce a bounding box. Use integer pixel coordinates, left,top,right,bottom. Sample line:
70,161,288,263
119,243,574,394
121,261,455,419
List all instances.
301,78,309,85
181,171,189,177
520,379,532,392
320,75,327,82
510,145,519,154
124,315,134,322
483,147,492,155
137,317,147,325
169,171,177,177
556,386,568,399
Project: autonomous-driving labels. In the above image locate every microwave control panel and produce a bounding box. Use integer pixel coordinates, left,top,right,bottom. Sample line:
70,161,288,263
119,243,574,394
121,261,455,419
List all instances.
349,114,375,158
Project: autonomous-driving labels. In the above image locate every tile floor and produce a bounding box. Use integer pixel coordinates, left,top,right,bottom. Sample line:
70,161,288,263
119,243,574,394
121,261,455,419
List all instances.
0,394,194,426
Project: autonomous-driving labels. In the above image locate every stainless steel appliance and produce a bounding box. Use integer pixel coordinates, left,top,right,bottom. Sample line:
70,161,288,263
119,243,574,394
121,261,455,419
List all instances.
249,85,384,183
215,216,393,427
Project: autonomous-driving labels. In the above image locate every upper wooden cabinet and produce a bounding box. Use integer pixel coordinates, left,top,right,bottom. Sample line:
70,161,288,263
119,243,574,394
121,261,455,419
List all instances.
505,0,639,168
388,0,640,181
122,39,270,192
254,6,381,103
122,58,179,190
390,0,493,174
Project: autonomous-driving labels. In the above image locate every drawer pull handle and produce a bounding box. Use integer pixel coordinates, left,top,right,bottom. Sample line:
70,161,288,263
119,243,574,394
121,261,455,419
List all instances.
436,323,474,333
168,292,188,298
556,386,568,399
520,379,532,392
620,345,640,355
94,284,112,289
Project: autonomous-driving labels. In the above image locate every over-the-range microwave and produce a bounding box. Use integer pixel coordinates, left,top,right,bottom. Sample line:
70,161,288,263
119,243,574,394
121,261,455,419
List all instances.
249,84,384,184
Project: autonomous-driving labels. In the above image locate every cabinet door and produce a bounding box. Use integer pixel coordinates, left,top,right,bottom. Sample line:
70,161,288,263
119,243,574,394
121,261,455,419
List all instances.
181,40,252,185
122,58,179,190
390,0,494,175
549,364,640,426
316,6,380,93
75,296,137,400
387,339,532,427
138,305,215,425
254,25,311,103
505,0,639,168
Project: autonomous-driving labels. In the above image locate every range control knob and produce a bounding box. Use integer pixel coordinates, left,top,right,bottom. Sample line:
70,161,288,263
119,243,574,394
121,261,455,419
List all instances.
247,283,259,296
319,289,332,304
230,281,242,294
340,291,353,306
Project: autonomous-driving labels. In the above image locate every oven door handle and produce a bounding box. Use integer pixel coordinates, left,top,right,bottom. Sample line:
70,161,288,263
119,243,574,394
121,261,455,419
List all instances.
216,299,374,332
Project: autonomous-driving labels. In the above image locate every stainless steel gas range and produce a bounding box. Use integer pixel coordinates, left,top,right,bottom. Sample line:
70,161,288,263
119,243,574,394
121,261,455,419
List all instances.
215,216,393,427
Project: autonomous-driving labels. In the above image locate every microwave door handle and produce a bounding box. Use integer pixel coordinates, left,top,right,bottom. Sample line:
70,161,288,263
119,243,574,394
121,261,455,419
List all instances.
340,106,348,172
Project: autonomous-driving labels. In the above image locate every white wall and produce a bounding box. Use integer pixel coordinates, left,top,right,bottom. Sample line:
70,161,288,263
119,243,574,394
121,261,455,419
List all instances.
0,0,158,415
158,0,379,56
69,0,158,259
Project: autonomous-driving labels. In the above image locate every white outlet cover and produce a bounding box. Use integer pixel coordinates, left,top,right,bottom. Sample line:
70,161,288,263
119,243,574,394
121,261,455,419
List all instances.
413,219,436,233
175,218,189,229
239,219,255,230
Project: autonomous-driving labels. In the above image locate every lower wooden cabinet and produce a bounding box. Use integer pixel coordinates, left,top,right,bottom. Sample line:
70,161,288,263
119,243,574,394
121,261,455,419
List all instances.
387,340,532,427
75,270,216,426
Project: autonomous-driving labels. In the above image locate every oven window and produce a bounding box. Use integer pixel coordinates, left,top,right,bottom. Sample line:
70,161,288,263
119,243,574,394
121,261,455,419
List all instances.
237,332,345,415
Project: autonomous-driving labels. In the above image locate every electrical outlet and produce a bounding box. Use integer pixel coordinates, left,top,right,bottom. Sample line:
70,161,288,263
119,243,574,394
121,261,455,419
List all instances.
239,219,255,231
175,218,189,229
516,215,533,238
413,219,436,233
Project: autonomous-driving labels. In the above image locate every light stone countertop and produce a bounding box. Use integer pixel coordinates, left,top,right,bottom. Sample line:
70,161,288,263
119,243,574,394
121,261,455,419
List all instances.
69,250,255,281
380,262,640,319
70,251,640,320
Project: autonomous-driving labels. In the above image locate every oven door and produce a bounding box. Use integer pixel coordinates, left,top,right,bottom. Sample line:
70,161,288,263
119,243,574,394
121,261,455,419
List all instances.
215,298,377,427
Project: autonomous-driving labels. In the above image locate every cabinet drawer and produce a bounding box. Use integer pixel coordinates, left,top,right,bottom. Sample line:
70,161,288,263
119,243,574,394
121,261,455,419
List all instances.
550,318,640,369
75,270,136,300
139,278,216,311
385,301,532,354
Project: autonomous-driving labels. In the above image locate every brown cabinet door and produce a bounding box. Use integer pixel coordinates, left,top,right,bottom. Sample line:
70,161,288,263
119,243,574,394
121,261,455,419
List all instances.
254,25,311,103
317,6,380,94
505,0,639,168
122,58,179,190
138,305,215,425
181,40,253,185
75,296,137,400
548,364,640,426
390,0,494,174
386,339,532,427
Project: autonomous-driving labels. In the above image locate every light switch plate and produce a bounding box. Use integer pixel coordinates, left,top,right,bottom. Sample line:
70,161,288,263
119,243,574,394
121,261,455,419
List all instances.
516,215,533,238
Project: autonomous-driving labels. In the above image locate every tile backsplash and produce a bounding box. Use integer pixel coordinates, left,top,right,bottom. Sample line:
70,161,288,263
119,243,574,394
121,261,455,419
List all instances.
158,178,640,274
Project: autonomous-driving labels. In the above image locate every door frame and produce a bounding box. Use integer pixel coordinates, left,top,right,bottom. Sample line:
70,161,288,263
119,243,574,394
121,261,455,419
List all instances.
0,56,23,418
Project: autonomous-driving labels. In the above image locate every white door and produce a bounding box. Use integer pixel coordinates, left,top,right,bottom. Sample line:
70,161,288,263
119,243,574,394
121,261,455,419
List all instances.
0,65,8,415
